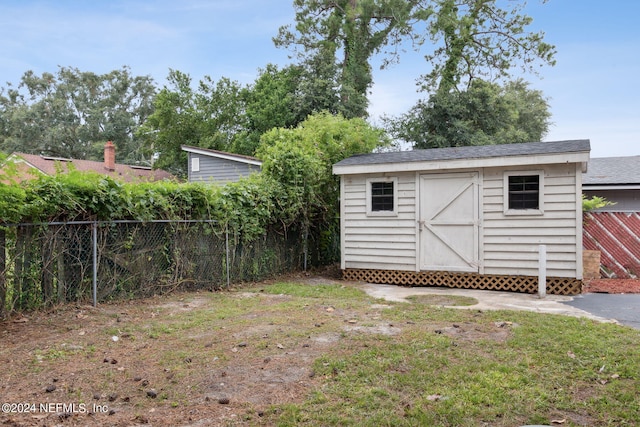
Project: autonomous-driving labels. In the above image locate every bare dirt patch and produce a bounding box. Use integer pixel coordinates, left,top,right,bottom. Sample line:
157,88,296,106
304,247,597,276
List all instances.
0,292,320,426
0,276,424,427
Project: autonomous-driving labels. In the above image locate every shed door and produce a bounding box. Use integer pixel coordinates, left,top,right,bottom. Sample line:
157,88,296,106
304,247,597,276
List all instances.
419,172,479,272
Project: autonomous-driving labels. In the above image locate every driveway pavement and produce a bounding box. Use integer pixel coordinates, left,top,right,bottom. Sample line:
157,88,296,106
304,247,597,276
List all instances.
562,293,640,330
358,283,625,325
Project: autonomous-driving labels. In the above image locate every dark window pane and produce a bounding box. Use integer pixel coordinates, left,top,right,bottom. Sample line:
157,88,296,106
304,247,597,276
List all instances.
508,175,539,210
371,182,394,211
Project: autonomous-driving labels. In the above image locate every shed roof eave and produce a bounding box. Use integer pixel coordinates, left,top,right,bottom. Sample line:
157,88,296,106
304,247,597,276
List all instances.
333,151,590,176
181,145,262,166
583,184,640,191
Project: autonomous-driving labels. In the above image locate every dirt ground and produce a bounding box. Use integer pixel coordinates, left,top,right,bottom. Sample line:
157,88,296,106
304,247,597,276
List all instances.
1,274,638,426
583,278,640,294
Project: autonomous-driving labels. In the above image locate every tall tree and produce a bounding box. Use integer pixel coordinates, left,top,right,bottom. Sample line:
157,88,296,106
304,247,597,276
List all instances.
423,0,556,92
139,70,247,176
275,0,555,110
234,64,305,155
385,78,551,148
236,62,345,155
275,0,415,118
0,66,156,163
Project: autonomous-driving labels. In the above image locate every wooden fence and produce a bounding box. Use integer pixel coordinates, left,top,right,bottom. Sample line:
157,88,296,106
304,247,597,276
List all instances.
583,212,640,279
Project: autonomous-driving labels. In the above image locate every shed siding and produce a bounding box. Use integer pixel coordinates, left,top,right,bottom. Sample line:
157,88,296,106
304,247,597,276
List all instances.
482,164,579,278
188,153,260,183
342,173,417,270
341,164,581,278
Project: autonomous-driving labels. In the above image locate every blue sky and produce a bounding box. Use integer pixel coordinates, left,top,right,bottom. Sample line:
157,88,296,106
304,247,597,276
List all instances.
1,0,638,158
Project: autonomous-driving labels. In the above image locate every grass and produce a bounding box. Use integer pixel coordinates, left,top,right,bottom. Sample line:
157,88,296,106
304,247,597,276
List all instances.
250,283,639,426
1,281,638,426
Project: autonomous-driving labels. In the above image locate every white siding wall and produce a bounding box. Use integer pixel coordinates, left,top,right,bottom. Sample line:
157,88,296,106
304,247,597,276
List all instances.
341,163,581,279
342,173,417,270
482,164,580,278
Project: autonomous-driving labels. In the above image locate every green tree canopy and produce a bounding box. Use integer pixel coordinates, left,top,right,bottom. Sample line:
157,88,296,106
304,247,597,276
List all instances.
0,66,156,164
385,79,551,148
257,112,389,259
275,0,415,118
275,0,556,116
138,69,247,176
233,64,306,155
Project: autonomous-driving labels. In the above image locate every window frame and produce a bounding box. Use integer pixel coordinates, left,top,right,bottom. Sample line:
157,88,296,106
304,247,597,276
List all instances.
503,170,544,216
366,177,398,217
191,156,200,173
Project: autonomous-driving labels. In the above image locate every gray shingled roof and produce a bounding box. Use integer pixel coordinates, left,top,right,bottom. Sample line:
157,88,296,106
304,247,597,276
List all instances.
334,140,590,167
583,155,640,185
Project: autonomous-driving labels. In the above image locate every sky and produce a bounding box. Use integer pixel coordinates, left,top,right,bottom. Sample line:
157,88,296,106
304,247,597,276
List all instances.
0,0,638,159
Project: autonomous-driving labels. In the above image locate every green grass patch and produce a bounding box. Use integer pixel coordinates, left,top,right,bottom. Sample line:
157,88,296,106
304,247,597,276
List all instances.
250,282,368,300
262,285,640,427
406,294,478,306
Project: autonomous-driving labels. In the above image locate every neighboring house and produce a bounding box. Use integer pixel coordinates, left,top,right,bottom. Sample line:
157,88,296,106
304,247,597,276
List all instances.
582,155,640,212
582,155,640,279
333,139,591,295
181,145,262,184
4,141,174,183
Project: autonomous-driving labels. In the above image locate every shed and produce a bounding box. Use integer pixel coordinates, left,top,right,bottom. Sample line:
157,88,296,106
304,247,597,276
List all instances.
181,145,262,184
332,140,591,295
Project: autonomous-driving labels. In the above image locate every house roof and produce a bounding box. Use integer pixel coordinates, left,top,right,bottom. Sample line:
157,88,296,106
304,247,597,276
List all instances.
583,155,640,186
181,145,262,166
8,152,175,183
333,140,591,175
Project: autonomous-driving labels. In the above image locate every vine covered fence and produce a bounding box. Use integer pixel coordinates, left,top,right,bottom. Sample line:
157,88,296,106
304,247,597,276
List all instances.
0,220,307,316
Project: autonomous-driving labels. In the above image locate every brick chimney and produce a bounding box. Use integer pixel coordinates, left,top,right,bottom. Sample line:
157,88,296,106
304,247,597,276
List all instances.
104,141,115,171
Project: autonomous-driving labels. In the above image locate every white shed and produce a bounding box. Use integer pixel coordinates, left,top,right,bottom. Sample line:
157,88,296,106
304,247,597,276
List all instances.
332,140,591,295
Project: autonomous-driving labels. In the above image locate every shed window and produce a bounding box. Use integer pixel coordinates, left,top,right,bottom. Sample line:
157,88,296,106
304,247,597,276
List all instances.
503,171,544,215
366,177,398,216
371,182,394,211
509,175,539,209
191,157,200,172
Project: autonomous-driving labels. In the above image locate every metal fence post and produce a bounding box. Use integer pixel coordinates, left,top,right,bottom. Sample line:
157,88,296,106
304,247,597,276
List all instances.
92,221,97,307
303,226,308,272
225,224,230,288
538,244,547,298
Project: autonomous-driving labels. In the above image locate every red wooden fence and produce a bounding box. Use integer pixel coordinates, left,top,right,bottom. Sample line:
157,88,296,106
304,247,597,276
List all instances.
583,212,640,278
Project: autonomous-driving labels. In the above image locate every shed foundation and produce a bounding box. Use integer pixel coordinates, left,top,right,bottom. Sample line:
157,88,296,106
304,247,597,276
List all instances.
342,268,582,296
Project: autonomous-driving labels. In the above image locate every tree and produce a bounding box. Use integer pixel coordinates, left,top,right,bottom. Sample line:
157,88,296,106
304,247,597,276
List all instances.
385,79,551,148
423,0,556,92
257,111,390,261
275,0,416,118
138,70,247,176
0,66,156,164
233,64,305,155
275,0,555,111
236,62,347,155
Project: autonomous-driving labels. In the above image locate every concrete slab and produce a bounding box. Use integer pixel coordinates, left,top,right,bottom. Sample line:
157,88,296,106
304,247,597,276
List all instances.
359,283,618,324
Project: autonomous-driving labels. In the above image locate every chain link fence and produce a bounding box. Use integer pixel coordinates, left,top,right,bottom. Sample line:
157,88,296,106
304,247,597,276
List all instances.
0,220,307,315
